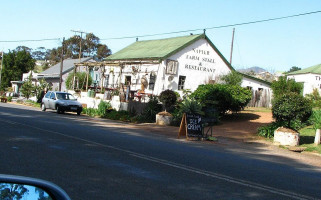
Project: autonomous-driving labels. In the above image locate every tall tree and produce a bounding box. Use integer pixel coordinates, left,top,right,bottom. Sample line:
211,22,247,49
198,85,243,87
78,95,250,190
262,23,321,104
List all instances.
287,66,301,73
20,74,34,99
32,47,47,60
16,46,32,53
56,33,111,60
97,44,112,60
0,50,35,90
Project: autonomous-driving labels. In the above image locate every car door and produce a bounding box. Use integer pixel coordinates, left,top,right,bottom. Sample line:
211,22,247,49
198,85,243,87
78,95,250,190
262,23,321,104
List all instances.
49,92,57,109
43,92,51,108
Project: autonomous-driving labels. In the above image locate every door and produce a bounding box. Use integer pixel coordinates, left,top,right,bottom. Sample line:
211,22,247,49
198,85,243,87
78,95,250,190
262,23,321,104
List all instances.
49,92,56,109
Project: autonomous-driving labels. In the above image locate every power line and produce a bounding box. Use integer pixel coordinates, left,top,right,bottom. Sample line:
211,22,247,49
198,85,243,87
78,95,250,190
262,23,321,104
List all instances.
101,10,321,40
0,38,61,43
0,10,320,43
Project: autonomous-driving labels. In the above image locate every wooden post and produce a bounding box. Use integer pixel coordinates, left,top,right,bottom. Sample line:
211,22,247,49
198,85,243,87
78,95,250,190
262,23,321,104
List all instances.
229,28,235,65
86,66,89,92
59,37,65,91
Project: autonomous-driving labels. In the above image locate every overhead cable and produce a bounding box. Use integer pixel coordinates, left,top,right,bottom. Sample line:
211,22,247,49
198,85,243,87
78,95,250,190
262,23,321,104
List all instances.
101,10,321,40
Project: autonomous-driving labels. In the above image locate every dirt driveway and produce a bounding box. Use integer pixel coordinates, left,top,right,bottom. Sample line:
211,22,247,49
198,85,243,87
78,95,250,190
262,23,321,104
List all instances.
210,110,273,141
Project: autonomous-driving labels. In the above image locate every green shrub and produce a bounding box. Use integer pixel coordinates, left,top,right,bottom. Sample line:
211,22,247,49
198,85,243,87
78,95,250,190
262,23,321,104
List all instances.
310,109,321,130
306,88,321,108
7,96,12,102
105,110,130,121
221,71,243,86
257,122,282,138
138,96,162,123
66,72,92,90
178,97,204,115
191,84,252,116
272,92,312,129
97,100,112,117
159,89,177,112
82,108,97,117
271,76,303,98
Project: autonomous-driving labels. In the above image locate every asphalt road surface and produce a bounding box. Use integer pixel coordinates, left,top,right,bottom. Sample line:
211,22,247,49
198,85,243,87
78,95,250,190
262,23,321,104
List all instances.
0,103,320,200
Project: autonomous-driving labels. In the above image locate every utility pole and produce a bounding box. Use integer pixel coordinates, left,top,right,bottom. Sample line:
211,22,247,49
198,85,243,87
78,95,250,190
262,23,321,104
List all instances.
229,28,235,65
71,30,89,62
71,30,89,89
0,51,3,88
59,37,65,91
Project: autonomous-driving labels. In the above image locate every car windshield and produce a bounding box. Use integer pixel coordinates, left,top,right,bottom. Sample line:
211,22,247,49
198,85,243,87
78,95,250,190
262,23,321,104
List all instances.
56,93,76,100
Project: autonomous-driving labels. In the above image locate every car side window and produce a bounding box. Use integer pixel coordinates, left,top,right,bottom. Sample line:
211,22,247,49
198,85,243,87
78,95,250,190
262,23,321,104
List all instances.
50,92,56,99
45,92,51,98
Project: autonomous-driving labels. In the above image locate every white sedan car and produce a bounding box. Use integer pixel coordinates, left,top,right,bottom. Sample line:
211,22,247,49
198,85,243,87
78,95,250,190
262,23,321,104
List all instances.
41,91,83,115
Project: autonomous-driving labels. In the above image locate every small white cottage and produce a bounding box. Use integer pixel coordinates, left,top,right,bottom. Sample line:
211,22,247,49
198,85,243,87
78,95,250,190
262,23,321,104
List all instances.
287,64,321,96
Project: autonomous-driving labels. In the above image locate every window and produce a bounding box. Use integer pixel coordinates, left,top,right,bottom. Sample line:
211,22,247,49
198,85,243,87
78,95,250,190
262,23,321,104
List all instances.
125,76,131,85
104,74,109,88
45,92,51,98
166,59,178,75
178,76,186,90
50,92,55,99
149,74,156,90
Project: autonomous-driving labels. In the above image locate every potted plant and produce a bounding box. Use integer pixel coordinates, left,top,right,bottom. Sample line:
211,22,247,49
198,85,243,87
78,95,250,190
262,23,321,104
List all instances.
156,89,177,125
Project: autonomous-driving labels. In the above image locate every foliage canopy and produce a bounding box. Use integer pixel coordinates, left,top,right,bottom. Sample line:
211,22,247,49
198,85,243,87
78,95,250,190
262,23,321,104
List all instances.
159,89,177,112
191,84,252,116
271,76,303,98
65,72,92,90
0,50,35,90
272,92,312,129
220,71,243,86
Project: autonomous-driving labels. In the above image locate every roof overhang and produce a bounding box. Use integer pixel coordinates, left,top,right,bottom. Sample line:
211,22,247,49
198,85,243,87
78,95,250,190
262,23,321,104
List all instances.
75,59,161,67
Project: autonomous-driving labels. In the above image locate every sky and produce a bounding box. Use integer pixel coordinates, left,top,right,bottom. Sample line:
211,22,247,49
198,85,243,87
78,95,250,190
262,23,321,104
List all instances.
0,0,320,72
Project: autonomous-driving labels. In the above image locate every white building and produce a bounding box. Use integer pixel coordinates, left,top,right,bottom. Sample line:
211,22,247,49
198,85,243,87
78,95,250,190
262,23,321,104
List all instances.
287,63,321,96
82,34,271,107
37,57,95,91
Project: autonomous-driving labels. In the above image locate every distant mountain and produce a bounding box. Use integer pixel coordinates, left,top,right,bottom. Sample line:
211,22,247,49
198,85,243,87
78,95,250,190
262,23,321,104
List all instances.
237,66,267,74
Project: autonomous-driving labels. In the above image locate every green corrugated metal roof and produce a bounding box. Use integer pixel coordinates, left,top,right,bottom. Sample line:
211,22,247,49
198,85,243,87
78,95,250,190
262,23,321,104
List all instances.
106,34,204,61
287,64,321,75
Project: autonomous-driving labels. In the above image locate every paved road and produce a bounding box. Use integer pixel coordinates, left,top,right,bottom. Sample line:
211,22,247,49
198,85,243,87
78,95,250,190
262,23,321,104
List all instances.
0,103,320,200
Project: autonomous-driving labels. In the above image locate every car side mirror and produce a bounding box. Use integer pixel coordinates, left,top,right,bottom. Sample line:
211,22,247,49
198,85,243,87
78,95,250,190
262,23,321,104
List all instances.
51,97,56,100
0,174,71,200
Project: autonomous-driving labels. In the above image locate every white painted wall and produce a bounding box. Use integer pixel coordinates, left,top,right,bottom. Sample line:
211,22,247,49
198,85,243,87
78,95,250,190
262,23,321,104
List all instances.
102,38,271,106
241,76,270,91
165,38,232,96
287,73,321,96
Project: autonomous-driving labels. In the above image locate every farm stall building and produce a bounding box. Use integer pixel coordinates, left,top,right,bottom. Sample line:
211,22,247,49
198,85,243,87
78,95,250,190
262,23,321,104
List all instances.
81,34,272,107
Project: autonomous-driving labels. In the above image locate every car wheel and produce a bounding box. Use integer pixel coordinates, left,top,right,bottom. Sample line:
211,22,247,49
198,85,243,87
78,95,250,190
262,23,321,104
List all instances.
77,110,81,115
56,106,61,114
41,104,46,111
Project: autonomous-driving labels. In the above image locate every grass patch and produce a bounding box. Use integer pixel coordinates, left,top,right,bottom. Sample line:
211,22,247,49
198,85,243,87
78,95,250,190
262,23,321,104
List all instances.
300,144,321,154
15,99,41,108
299,125,321,153
243,107,272,113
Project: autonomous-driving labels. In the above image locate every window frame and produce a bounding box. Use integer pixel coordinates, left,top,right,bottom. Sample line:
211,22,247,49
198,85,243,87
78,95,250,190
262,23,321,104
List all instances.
178,75,186,90
166,59,178,75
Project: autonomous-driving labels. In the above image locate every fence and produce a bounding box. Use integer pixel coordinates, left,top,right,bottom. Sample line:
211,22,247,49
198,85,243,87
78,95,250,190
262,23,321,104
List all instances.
247,88,272,108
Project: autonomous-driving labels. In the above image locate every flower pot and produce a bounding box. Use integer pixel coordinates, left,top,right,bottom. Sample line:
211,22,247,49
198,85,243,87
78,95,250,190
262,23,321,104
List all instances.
156,114,173,126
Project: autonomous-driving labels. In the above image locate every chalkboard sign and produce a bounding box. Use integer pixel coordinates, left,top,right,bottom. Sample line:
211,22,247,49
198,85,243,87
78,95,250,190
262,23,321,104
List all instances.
186,114,202,137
